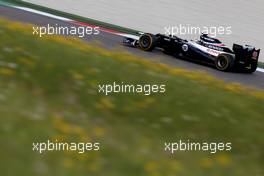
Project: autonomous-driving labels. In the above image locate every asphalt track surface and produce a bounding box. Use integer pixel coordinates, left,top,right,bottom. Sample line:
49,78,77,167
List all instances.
24,0,264,62
1,5,264,89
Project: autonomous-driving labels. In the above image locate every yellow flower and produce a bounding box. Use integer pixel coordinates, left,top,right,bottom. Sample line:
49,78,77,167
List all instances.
94,127,105,137
72,125,85,135
137,97,155,108
69,70,84,80
0,68,15,76
87,162,100,172
96,97,115,110
144,161,159,173
168,160,182,172
52,115,71,134
88,79,99,88
19,58,36,68
200,157,213,168
224,83,246,93
63,158,74,168
215,153,231,166
86,68,100,74
51,135,67,142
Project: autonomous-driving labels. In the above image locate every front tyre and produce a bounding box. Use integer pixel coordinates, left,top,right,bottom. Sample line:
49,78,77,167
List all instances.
215,54,235,71
138,33,157,51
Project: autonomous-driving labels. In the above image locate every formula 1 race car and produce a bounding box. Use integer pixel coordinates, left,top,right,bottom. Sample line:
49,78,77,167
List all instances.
123,33,260,73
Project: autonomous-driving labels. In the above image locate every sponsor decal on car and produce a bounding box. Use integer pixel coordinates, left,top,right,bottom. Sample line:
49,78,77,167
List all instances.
182,44,189,52
206,48,222,57
207,45,224,51
189,41,224,57
252,51,258,60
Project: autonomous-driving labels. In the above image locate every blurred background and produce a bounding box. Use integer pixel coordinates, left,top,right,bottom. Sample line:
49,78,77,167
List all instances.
0,1,264,176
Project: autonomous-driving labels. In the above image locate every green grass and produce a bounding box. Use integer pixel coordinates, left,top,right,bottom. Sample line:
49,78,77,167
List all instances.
258,61,264,68
0,19,264,176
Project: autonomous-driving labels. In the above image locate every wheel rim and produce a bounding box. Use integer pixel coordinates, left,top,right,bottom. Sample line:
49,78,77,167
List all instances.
217,56,228,69
140,36,150,48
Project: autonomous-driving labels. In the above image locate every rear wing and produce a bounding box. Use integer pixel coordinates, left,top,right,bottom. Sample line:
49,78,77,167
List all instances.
233,44,260,63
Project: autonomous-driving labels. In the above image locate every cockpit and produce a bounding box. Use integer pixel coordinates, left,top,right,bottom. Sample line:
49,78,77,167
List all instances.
197,33,231,52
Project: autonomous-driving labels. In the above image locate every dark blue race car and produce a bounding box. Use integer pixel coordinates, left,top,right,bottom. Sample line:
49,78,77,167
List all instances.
123,33,260,73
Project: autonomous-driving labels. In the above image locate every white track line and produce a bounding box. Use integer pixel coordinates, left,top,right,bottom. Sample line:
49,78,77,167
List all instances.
120,34,139,40
257,67,264,72
14,6,72,21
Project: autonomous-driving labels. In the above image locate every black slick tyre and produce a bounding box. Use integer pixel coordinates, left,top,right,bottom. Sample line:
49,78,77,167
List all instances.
138,33,157,51
215,54,235,71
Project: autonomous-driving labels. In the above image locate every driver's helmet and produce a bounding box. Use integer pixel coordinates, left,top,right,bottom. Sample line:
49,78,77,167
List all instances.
200,34,221,43
199,33,225,46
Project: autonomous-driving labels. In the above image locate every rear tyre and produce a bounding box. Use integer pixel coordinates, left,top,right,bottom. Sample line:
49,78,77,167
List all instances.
215,54,235,71
138,33,157,51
